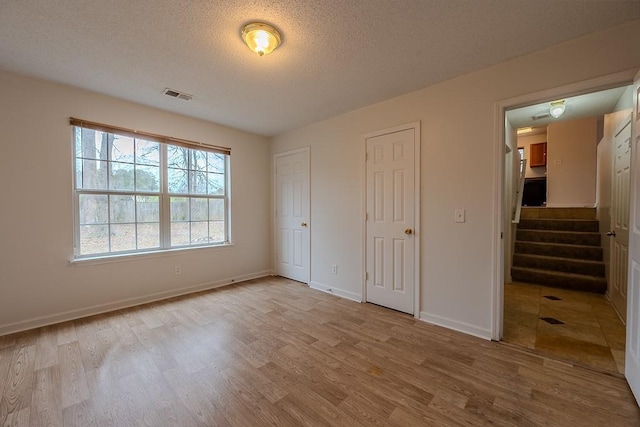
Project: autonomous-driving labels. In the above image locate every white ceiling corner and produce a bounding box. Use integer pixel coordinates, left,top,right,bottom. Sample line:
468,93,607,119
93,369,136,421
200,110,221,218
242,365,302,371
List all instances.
0,1,639,136
507,86,630,129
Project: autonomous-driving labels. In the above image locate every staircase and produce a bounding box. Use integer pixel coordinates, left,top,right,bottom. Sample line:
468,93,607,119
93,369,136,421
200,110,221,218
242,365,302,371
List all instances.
511,207,607,294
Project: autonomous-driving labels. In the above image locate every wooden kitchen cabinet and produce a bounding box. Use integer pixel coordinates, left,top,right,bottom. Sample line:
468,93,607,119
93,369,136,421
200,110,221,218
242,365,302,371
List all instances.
530,142,547,167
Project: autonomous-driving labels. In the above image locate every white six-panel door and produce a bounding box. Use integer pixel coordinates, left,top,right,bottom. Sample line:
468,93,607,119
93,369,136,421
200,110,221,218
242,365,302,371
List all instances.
626,73,640,405
365,128,415,314
275,149,310,283
610,117,631,322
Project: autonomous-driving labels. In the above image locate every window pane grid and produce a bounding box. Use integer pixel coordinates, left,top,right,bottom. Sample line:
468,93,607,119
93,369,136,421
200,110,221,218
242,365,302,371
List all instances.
166,147,226,196
169,196,226,247
77,192,161,256
74,127,228,257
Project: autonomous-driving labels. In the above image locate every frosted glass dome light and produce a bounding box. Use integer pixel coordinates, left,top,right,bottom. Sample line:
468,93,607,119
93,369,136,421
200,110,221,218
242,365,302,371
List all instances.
549,100,566,118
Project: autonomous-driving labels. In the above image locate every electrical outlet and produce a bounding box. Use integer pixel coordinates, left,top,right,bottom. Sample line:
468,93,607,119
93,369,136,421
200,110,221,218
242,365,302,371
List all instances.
332,264,338,274
454,209,465,223
174,265,182,275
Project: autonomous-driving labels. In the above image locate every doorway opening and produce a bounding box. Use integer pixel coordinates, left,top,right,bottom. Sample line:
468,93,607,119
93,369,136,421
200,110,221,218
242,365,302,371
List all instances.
500,81,635,374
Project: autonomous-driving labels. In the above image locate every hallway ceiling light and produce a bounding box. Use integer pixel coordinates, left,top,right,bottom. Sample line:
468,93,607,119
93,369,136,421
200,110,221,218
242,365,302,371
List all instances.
549,100,566,118
517,127,533,135
241,22,282,56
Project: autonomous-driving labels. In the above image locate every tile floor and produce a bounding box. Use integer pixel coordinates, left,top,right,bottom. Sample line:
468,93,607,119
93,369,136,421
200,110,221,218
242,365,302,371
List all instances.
503,282,626,374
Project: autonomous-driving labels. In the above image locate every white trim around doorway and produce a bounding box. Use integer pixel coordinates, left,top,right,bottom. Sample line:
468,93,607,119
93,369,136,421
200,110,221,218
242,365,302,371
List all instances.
491,68,638,341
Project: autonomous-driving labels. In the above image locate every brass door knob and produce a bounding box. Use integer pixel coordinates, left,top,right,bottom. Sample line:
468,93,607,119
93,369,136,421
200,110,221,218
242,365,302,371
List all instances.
404,228,413,235
301,222,308,227
606,231,616,237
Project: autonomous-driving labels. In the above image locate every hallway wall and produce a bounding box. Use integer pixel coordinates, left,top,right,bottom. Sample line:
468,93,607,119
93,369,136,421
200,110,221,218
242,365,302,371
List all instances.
547,117,598,207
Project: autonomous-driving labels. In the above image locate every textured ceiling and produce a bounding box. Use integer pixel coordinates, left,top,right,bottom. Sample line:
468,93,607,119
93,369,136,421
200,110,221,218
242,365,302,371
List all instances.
1,1,639,136
507,86,629,129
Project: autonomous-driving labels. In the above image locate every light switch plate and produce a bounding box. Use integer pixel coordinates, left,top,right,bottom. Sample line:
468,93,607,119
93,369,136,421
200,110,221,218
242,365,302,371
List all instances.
455,209,465,223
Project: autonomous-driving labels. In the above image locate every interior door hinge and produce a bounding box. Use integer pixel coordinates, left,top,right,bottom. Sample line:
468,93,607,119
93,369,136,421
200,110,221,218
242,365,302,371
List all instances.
365,272,369,280
500,232,503,239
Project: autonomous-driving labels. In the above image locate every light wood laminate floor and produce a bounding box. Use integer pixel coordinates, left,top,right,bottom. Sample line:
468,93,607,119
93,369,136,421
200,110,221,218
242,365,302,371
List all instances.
1,277,638,426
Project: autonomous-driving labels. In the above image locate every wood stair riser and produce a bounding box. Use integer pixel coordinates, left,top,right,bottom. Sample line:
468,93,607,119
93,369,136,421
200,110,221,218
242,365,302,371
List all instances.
514,241,603,261
512,254,605,277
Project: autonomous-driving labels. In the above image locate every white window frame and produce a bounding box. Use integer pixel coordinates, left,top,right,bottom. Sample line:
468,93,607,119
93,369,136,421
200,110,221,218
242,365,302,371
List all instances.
72,122,231,260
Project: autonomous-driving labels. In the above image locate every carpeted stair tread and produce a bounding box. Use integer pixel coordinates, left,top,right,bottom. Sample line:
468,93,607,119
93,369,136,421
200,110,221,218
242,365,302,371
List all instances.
511,266,606,283
514,241,603,260
512,253,605,277
520,207,596,220
518,218,599,232
513,207,606,293
516,229,601,246
511,266,606,294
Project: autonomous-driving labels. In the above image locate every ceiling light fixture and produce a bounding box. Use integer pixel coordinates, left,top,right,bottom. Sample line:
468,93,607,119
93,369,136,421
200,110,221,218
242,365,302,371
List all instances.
241,22,282,56
549,100,566,118
517,127,533,135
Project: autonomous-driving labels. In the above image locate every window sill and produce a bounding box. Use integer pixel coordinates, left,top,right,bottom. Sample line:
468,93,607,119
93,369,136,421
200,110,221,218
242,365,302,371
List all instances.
69,243,234,267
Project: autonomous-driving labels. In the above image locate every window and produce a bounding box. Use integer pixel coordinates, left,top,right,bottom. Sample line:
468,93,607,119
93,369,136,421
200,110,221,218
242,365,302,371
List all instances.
518,147,525,174
72,119,230,258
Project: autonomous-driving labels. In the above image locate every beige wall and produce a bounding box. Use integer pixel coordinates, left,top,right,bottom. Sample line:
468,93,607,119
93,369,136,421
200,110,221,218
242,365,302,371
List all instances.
271,21,640,338
517,133,548,179
546,117,598,207
0,71,272,334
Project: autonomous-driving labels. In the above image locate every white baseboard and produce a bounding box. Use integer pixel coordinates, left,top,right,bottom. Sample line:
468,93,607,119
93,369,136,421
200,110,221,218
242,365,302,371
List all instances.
0,270,271,337
605,292,627,326
309,281,363,303
419,311,492,340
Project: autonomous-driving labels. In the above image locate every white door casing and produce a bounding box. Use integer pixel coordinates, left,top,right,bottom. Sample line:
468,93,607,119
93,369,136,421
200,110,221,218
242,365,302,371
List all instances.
275,149,310,283
625,73,640,405
492,70,639,341
365,125,419,315
610,117,632,322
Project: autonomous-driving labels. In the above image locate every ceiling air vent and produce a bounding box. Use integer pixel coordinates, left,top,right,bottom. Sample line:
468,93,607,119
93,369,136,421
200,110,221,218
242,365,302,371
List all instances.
532,113,550,120
162,88,193,101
